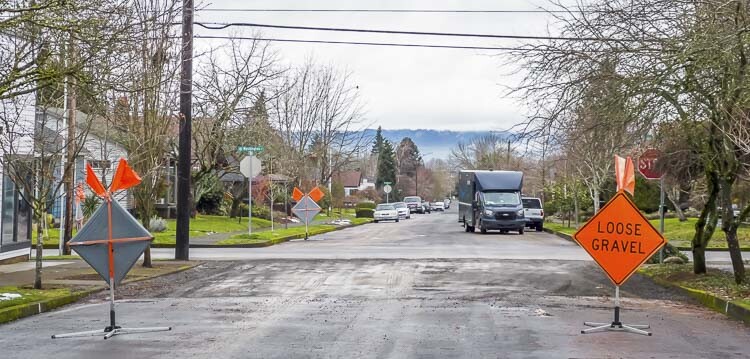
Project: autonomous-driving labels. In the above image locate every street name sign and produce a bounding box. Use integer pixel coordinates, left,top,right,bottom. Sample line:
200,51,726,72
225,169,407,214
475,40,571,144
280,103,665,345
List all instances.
237,145,264,153
573,191,666,285
638,149,663,179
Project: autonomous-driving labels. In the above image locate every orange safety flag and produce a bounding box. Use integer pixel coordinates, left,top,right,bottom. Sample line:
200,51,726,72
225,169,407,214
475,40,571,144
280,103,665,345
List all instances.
308,186,325,203
109,158,142,193
292,187,305,202
615,155,635,196
86,163,107,197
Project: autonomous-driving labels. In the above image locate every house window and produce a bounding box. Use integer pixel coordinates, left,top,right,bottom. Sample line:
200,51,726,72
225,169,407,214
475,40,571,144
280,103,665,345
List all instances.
88,160,111,169
0,173,30,251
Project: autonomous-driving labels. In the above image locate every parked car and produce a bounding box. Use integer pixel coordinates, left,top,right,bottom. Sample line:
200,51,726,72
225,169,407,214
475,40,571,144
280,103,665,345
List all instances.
422,201,431,213
522,197,544,231
393,202,410,219
431,201,445,211
374,204,400,223
444,199,451,209
403,196,424,213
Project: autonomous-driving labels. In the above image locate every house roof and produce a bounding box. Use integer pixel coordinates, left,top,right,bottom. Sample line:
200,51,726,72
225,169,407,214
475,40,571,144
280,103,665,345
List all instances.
334,171,362,188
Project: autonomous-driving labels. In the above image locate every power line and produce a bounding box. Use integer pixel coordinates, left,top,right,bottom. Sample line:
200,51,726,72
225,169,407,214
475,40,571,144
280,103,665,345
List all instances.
193,35,652,53
193,35,534,51
194,22,651,43
196,8,584,14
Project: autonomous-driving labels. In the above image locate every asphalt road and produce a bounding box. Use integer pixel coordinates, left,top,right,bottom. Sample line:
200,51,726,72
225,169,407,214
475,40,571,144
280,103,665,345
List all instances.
2,209,750,358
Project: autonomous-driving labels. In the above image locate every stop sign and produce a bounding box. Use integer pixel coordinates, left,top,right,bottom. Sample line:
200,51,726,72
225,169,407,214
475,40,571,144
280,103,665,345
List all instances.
638,149,663,179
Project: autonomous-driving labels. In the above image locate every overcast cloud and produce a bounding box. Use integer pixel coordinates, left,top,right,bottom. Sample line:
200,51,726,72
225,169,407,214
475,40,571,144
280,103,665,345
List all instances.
195,0,568,131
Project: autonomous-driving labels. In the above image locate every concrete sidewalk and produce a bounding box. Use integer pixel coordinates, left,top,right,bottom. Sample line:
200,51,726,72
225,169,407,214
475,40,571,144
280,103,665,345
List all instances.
0,259,198,288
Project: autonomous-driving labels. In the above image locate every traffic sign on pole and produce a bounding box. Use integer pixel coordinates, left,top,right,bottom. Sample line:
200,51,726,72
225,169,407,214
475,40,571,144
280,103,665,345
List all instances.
574,191,665,336
240,156,262,178
637,149,663,179
383,184,392,194
574,191,666,285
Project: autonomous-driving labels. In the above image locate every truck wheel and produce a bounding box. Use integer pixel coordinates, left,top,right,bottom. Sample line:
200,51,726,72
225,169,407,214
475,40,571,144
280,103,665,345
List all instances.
374,220,379,223
396,218,400,222
479,220,487,234
536,223,543,232
519,227,524,235
468,225,475,233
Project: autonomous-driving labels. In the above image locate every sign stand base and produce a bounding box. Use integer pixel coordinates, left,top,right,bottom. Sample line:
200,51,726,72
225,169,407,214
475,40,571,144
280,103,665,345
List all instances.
581,286,651,336
52,282,171,340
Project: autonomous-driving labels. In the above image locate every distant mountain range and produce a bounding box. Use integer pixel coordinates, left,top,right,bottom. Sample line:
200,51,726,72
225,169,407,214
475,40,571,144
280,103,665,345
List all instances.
362,129,504,159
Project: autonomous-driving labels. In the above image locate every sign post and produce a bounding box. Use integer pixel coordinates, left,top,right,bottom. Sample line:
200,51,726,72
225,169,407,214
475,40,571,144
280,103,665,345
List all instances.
573,191,666,336
291,187,324,240
240,155,262,236
383,184,392,203
638,149,665,262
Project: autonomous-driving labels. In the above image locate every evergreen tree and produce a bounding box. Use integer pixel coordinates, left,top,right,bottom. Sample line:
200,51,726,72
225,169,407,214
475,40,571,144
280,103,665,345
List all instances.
376,140,397,188
396,137,421,177
371,126,385,155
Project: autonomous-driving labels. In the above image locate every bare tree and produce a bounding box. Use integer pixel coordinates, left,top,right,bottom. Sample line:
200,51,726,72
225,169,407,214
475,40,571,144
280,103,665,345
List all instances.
103,0,181,267
271,59,368,186
191,35,283,211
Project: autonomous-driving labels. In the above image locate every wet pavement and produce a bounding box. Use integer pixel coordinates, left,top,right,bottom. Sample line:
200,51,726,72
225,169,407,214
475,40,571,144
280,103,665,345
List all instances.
2,209,749,358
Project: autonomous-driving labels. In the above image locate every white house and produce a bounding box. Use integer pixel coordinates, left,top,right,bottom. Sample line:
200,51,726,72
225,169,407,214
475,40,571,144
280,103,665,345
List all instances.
41,109,132,221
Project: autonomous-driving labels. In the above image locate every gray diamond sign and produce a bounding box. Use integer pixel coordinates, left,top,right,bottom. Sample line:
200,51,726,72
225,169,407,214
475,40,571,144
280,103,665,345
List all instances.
69,200,153,286
291,195,321,225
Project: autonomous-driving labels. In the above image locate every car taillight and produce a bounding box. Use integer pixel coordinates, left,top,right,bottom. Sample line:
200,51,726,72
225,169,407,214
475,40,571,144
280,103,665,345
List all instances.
540,210,544,217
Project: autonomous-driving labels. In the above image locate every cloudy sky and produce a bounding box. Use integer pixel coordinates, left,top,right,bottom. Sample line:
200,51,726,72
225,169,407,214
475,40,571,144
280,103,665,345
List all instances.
194,0,569,131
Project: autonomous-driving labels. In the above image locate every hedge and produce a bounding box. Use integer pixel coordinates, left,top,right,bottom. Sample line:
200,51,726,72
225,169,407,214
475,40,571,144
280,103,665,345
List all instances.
356,209,375,218
356,201,376,210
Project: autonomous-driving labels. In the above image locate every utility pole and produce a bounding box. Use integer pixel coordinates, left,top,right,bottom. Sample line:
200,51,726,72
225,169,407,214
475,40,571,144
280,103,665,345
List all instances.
62,35,77,255
175,0,193,260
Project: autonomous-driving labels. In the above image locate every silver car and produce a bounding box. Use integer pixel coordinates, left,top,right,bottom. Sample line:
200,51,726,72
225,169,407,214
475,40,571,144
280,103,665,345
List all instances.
374,204,400,223
393,202,410,219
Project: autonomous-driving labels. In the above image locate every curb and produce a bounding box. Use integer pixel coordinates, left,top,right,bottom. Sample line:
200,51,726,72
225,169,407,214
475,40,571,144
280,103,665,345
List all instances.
647,276,750,326
41,222,372,249
543,227,575,243
0,262,201,325
212,221,373,247
0,288,97,325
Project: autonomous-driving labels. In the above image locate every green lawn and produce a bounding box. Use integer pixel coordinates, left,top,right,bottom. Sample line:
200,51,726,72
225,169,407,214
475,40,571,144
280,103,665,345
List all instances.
0,286,73,311
217,217,372,245
34,215,273,246
639,264,750,309
546,218,750,249
218,224,339,245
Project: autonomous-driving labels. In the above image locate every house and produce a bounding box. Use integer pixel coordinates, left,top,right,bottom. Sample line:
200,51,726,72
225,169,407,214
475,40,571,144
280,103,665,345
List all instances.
334,171,363,197
40,109,132,222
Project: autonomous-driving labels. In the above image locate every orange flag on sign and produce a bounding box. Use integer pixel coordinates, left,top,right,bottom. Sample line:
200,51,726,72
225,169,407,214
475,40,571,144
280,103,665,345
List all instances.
86,163,107,197
292,187,305,202
615,155,635,196
308,186,325,203
109,158,142,193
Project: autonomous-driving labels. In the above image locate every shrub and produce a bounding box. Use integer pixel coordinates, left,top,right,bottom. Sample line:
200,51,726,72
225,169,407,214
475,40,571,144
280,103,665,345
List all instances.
251,205,271,220
355,209,374,218
356,201,376,210
149,216,167,232
82,195,101,218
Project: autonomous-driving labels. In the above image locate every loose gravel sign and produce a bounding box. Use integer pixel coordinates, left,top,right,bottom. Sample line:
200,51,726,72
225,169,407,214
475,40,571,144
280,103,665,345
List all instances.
573,191,666,285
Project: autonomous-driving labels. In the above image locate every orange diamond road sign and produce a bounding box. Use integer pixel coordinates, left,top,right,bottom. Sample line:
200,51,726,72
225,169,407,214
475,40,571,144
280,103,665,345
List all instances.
308,186,325,203
573,191,666,286
292,187,305,202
